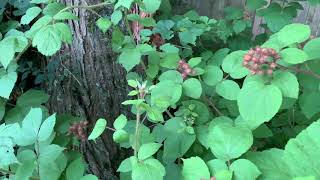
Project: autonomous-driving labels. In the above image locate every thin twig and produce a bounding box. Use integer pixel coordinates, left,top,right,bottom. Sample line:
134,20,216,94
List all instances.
106,127,116,131
13,41,32,63
165,110,174,119
140,114,148,125
134,104,141,157
277,64,320,79
58,1,112,15
60,63,82,86
202,96,224,116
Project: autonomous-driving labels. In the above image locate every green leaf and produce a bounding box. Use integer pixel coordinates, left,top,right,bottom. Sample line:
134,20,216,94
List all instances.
0,137,18,167
17,89,49,107
229,159,261,180
122,99,144,105
182,100,209,125
208,123,253,161
153,20,175,40
238,81,282,130
111,10,123,25
181,157,210,180
21,7,42,25
128,80,138,88
145,106,164,123
53,23,73,44
253,124,273,138
0,99,5,121
138,143,162,160
144,158,166,176
0,38,15,69
140,17,156,27
207,159,228,175
280,48,308,64
25,15,53,39
15,159,36,180
151,80,182,112
159,70,183,84
66,158,85,180
246,149,290,179
216,80,240,100
118,48,142,72
222,50,249,79
247,120,320,179
160,43,179,53
80,175,98,180
182,78,202,99
215,170,233,180
247,0,267,11
114,114,127,130
38,114,56,141
141,0,161,13
15,108,43,146
113,129,129,143
160,53,180,69
43,2,65,17
233,20,247,34
188,57,201,67
299,92,320,118
117,157,132,172
53,11,78,20
114,0,134,9
31,0,49,3
88,118,107,140
96,17,112,33
32,25,62,56
137,44,154,55
202,66,223,86
163,118,196,162
304,37,320,60
271,71,299,99
292,177,316,180
0,69,17,99
277,23,311,46
132,163,164,180
38,144,64,165
164,163,182,180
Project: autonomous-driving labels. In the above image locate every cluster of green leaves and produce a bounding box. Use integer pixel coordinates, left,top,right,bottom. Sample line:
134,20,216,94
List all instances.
88,0,320,180
1,0,320,179
0,1,97,180
0,90,97,180
0,1,75,100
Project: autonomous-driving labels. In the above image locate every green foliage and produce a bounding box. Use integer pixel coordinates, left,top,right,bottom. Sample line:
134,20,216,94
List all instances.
181,156,210,180
2,0,320,179
88,118,107,140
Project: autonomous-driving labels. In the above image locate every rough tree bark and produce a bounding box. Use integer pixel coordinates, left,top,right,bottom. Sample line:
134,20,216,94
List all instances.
47,0,129,179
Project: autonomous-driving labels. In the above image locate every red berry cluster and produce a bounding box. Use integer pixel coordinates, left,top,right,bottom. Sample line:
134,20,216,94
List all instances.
68,120,89,141
243,46,280,75
178,60,196,79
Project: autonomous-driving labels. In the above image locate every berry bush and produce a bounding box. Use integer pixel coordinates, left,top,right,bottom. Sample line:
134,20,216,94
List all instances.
1,0,320,180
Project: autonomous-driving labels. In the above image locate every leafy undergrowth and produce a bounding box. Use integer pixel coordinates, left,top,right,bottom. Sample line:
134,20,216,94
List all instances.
1,0,320,180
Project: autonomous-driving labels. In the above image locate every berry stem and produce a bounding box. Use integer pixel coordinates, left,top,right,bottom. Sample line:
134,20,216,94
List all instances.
277,64,320,79
202,96,224,116
134,105,141,157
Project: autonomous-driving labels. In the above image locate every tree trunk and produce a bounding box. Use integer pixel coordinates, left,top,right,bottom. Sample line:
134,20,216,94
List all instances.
47,0,129,179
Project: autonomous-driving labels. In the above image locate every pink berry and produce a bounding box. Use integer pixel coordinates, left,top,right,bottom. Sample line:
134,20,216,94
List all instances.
182,64,189,69
244,55,251,61
270,62,277,68
185,68,192,74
